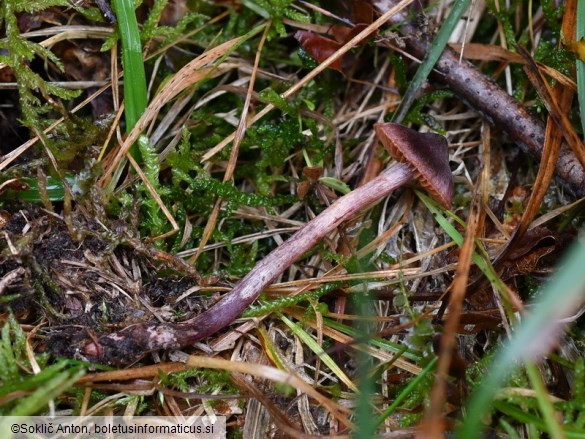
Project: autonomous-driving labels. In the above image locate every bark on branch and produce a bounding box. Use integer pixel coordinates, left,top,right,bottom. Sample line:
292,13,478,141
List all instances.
374,0,585,197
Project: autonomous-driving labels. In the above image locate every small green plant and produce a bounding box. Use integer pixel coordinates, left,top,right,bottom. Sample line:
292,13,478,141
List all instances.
558,358,585,428
242,0,309,38
0,0,81,130
0,314,85,416
576,0,585,134
158,368,237,395
459,239,585,437
376,358,437,428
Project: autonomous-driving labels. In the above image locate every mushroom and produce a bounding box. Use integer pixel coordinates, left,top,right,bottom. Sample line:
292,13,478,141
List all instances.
82,123,454,365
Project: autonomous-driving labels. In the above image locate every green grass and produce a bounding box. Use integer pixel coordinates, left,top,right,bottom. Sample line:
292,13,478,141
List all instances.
458,239,585,437
391,0,472,123
0,315,86,417
375,357,437,428
577,0,585,134
112,0,148,159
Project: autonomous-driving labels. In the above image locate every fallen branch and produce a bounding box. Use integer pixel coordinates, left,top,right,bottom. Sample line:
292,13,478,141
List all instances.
374,0,585,197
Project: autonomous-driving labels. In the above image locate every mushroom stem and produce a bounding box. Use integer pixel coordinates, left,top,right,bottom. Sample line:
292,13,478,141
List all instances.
84,162,413,364
187,161,414,328
79,123,455,365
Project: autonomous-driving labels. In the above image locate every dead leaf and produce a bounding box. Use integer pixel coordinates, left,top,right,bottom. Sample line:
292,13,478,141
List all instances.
297,181,311,199
329,24,354,43
506,227,556,260
501,227,558,278
295,21,371,75
0,211,10,230
295,31,345,73
351,0,374,25
160,0,189,26
329,23,370,43
302,165,323,182
0,178,29,196
17,9,62,32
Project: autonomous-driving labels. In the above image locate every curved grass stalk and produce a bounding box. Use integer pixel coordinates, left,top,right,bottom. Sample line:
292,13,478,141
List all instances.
577,0,585,134
458,239,585,437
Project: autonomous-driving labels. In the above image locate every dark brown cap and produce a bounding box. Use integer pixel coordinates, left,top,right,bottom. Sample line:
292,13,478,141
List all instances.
374,123,454,209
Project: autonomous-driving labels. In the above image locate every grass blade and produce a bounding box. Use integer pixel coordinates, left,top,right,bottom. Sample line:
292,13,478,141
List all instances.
457,239,585,437
392,0,472,123
7,366,85,416
111,0,147,155
577,0,585,134
280,314,358,392
375,357,437,428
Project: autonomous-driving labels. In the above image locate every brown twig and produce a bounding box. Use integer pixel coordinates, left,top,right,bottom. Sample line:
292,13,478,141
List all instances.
373,0,585,197
490,48,575,268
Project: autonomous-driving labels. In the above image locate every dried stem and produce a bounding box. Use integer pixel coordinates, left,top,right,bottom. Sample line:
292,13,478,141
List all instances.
84,163,414,365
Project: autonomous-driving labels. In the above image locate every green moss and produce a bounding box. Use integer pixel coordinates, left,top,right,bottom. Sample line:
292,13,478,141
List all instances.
0,0,81,131
541,0,564,33
485,0,520,47
556,358,585,428
535,40,574,78
243,0,309,38
242,282,342,318
139,0,208,45
297,48,319,70
389,360,434,428
388,52,408,91
0,313,86,415
159,368,238,395
403,90,454,132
